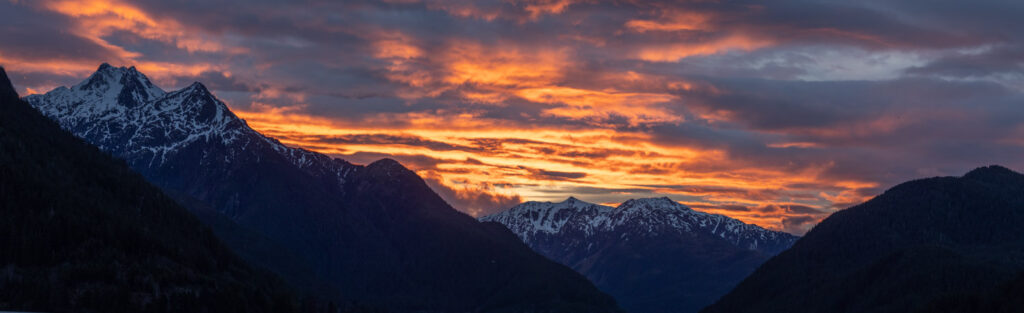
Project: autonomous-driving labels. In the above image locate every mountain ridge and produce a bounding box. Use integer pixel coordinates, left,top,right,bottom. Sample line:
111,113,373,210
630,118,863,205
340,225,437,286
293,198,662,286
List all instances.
482,196,797,254
701,165,1024,313
26,64,623,312
0,66,304,313
481,196,798,313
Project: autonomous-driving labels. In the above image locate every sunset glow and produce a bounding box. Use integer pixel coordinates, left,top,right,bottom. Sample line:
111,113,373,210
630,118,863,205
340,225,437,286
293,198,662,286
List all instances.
5,0,1024,234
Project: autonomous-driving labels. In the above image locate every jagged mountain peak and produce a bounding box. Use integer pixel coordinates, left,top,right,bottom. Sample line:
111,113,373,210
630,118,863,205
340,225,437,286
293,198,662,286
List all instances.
160,81,231,122
480,197,614,240
483,195,798,253
164,81,217,105
25,64,364,193
184,81,210,92
24,64,622,312
483,195,800,313
95,62,140,73
0,63,301,313
506,196,614,214
26,64,291,170
557,196,605,208
617,197,691,212
73,63,164,101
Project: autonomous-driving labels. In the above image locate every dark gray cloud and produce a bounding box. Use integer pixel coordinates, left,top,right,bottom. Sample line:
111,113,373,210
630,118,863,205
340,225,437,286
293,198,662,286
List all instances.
312,134,478,152
422,174,524,217
529,168,588,180
0,3,118,63
4,0,1024,233
781,215,819,234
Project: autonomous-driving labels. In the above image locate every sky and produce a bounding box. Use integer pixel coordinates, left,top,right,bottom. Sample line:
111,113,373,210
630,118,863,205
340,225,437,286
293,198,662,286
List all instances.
3,0,1024,234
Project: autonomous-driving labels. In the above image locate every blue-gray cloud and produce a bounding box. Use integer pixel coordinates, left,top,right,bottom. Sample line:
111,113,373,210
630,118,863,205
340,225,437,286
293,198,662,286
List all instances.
3,0,1024,232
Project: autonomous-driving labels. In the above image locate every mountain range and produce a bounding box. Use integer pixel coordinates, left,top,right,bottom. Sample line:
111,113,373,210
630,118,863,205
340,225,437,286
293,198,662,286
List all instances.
14,62,1024,313
0,66,309,312
702,166,1024,313
481,196,798,313
24,64,621,312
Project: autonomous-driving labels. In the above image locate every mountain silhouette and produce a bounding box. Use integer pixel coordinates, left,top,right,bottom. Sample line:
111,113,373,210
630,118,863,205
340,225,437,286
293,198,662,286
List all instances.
702,165,1024,313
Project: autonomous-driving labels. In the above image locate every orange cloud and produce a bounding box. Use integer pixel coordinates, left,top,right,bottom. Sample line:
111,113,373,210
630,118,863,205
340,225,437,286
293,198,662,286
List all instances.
5,0,896,235
622,9,776,61
370,38,689,125
521,0,579,18
625,11,709,32
373,33,424,60
413,0,583,21
0,55,98,77
441,41,568,88
43,0,243,54
229,103,877,232
516,86,680,125
0,0,237,84
633,34,773,62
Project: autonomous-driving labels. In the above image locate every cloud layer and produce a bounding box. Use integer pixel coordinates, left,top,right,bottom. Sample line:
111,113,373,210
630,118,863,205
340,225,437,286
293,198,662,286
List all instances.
4,0,1024,234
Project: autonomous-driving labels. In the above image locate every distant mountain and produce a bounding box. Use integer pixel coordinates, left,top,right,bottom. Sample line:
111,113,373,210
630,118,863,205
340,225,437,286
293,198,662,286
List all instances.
0,67,302,312
481,197,798,313
26,64,621,312
702,166,1024,313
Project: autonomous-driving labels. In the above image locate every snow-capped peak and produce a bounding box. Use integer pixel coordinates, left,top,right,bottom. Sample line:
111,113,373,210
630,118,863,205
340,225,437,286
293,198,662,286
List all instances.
70,63,166,106
617,197,691,213
25,64,356,187
480,197,615,241
72,63,125,90
482,196,798,253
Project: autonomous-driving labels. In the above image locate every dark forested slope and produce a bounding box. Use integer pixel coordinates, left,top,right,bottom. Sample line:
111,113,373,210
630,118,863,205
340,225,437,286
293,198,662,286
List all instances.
702,166,1024,313
0,67,299,313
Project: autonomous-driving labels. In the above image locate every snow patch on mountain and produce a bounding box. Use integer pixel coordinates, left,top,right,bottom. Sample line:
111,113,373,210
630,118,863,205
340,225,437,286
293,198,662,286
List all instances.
481,197,615,241
25,64,356,185
481,196,797,251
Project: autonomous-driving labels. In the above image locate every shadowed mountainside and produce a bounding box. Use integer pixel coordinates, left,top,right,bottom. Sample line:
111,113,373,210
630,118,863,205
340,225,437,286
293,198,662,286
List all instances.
0,67,307,312
703,166,1024,313
482,197,797,313
25,64,622,312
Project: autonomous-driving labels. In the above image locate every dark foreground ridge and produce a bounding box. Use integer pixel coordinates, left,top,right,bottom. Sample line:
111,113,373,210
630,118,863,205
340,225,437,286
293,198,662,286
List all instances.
0,68,310,312
702,165,1024,313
